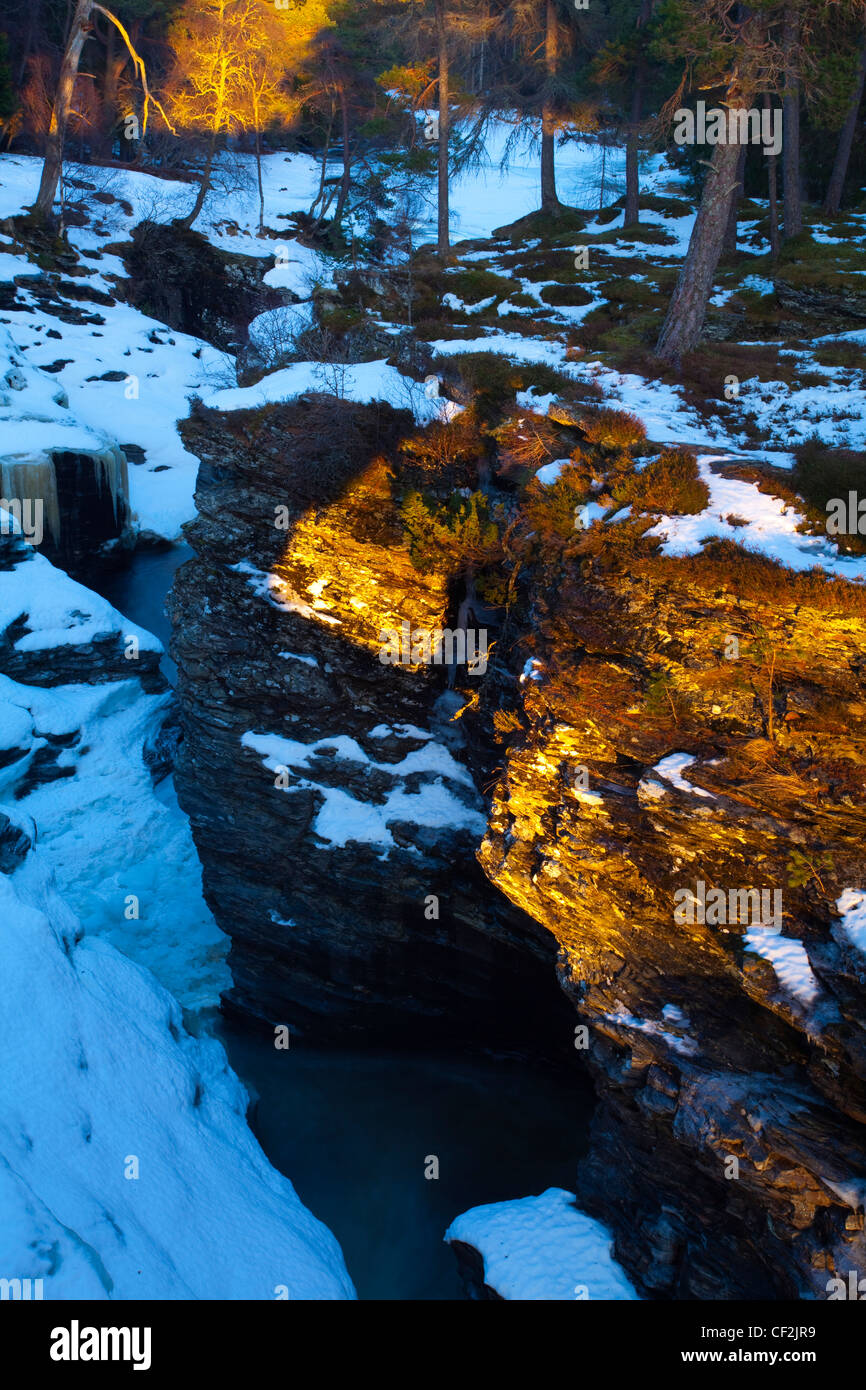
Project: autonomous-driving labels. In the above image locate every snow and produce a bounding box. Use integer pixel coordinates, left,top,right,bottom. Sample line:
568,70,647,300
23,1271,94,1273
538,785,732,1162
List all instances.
835,889,866,957
648,455,866,580
535,457,572,485
445,1187,639,1300
278,649,319,668
743,930,820,1009
606,1003,699,1056
0,543,158,653
653,752,715,799
0,859,354,1300
0,542,224,1013
232,560,343,626
206,356,460,423
0,530,354,1298
241,727,486,850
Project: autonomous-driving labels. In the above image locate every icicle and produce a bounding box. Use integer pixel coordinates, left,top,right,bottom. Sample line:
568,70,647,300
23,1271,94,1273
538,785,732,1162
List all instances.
0,453,62,547
93,445,130,525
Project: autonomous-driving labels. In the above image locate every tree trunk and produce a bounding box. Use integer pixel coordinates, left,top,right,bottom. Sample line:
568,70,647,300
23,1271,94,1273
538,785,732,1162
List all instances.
656,96,752,363
722,145,747,255
540,0,560,211
624,1,652,227
782,6,802,239
33,0,93,221
765,95,780,259
255,124,264,233
436,0,450,256
179,128,217,231
100,26,126,159
332,81,351,228
824,43,866,214
624,74,643,226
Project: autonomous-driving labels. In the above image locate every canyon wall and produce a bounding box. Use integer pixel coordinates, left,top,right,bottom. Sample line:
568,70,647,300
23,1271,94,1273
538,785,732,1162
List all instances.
170,395,571,1051
170,394,866,1299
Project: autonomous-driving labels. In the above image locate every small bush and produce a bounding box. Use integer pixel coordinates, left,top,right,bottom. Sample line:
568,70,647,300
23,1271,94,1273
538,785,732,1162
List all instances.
522,466,592,541
579,406,647,451
627,448,709,515
399,488,501,574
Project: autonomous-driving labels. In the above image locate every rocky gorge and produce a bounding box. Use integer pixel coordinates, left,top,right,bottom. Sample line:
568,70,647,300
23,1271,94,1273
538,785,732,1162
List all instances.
168,375,866,1301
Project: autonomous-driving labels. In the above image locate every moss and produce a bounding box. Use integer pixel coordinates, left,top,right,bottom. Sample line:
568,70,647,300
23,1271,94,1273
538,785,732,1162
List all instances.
812,341,866,369
604,277,664,308
539,283,594,307
635,194,693,218
493,206,588,242
588,222,676,247
443,266,522,304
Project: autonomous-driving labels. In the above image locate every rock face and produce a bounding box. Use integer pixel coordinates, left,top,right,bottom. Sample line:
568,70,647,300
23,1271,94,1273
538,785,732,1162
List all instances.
170,393,866,1299
122,222,284,355
169,396,571,1050
476,537,866,1299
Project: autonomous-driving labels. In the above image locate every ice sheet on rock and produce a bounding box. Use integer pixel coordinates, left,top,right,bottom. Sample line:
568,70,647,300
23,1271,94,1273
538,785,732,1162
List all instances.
606,1003,699,1056
445,1187,639,1300
653,752,716,799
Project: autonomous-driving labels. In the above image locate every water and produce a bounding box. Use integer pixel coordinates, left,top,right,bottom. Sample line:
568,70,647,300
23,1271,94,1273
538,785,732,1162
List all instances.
219,1023,595,1301
85,542,597,1300
88,541,193,684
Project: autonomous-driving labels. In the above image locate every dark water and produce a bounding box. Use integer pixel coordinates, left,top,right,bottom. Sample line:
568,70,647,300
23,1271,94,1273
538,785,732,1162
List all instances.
219,1023,595,1301
86,543,596,1300
88,542,193,684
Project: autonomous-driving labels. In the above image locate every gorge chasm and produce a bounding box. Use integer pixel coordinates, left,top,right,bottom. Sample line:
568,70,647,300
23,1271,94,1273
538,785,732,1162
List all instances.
168,389,866,1301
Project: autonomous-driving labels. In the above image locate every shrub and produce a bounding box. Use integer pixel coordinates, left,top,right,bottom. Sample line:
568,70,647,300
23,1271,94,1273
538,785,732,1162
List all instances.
627,448,709,515
643,538,866,617
399,488,501,574
792,438,866,554
522,466,591,541
579,406,647,451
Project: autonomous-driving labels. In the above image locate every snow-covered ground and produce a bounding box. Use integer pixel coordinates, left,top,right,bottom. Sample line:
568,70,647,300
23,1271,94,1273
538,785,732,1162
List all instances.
445,1187,639,1300
647,454,866,580
0,531,353,1298
0,857,354,1299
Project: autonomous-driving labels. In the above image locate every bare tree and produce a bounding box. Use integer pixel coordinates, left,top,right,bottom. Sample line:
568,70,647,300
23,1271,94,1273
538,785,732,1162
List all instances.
33,0,170,223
